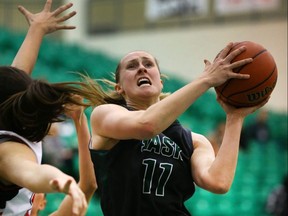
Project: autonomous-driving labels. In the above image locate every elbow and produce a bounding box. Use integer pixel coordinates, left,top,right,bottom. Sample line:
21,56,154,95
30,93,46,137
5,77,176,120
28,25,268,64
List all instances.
134,112,165,139
89,180,98,193
206,170,234,194
138,121,160,139
80,179,97,197
198,175,233,194
211,181,232,194
214,186,230,194
86,181,98,202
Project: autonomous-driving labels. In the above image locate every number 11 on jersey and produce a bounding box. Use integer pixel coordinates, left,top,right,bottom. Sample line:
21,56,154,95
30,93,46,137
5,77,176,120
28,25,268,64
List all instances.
142,158,173,197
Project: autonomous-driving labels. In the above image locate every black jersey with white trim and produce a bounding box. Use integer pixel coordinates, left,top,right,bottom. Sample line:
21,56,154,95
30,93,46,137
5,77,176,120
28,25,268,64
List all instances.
90,119,195,216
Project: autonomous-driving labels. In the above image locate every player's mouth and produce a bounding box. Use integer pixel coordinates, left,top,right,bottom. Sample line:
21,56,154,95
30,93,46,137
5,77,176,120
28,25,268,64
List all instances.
137,77,151,86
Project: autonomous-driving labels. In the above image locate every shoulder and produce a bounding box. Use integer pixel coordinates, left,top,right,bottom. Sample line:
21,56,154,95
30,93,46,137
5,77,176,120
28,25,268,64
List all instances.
91,104,127,118
90,104,131,127
0,141,38,185
0,141,37,159
191,132,212,149
0,131,41,165
191,132,208,142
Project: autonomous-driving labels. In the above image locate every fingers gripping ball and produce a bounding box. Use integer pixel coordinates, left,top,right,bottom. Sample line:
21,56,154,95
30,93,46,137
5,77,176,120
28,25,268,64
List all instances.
215,41,278,107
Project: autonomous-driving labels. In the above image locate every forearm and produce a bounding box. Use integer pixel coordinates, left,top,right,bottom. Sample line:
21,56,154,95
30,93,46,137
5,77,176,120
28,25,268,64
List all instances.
144,77,210,133
74,114,97,200
23,164,72,193
207,115,244,188
49,196,73,216
11,25,45,74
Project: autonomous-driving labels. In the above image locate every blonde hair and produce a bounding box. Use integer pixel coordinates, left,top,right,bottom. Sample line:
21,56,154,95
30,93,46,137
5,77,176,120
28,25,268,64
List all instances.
78,73,170,107
77,53,171,107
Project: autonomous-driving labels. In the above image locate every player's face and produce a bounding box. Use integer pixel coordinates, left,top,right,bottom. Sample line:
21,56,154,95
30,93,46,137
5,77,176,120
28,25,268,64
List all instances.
116,51,163,103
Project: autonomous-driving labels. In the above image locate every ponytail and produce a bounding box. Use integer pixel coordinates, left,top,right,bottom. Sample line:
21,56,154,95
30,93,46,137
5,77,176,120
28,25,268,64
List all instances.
76,74,170,107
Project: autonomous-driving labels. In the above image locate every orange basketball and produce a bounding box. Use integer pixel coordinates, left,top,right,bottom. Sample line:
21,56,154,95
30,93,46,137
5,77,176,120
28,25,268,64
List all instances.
215,41,278,107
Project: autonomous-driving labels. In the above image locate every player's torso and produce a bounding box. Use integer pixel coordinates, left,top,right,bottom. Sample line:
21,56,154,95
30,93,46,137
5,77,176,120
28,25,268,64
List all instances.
91,120,195,216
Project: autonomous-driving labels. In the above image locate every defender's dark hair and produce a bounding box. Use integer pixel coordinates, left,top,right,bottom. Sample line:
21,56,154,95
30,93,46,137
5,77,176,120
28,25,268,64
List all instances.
0,66,91,142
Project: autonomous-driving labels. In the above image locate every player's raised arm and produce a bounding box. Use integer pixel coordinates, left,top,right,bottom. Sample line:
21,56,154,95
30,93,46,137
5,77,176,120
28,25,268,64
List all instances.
12,0,76,74
50,97,97,216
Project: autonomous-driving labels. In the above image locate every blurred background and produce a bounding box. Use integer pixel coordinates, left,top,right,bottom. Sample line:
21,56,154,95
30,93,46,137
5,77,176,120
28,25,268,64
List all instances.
0,0,287,215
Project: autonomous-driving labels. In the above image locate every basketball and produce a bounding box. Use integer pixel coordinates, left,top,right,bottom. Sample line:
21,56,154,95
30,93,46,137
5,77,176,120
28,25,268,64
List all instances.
215,41,278,107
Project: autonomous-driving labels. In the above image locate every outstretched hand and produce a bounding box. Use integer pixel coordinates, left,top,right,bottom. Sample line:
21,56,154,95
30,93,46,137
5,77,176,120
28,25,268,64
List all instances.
202,42,253,88
18,0,76,35
49,178,87,216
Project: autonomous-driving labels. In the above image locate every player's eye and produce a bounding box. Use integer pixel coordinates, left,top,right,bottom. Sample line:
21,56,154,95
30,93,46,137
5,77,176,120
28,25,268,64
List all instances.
126,63,137,69
144,62,154,68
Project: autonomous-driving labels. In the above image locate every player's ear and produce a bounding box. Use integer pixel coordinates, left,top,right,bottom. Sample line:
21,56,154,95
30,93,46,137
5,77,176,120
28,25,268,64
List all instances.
160,79,163,91
115,83,124,94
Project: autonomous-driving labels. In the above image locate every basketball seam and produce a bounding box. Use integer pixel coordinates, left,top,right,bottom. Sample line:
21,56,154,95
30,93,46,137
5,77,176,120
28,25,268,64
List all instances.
218,49,267,95
226,97,266,107
227,65,276,98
